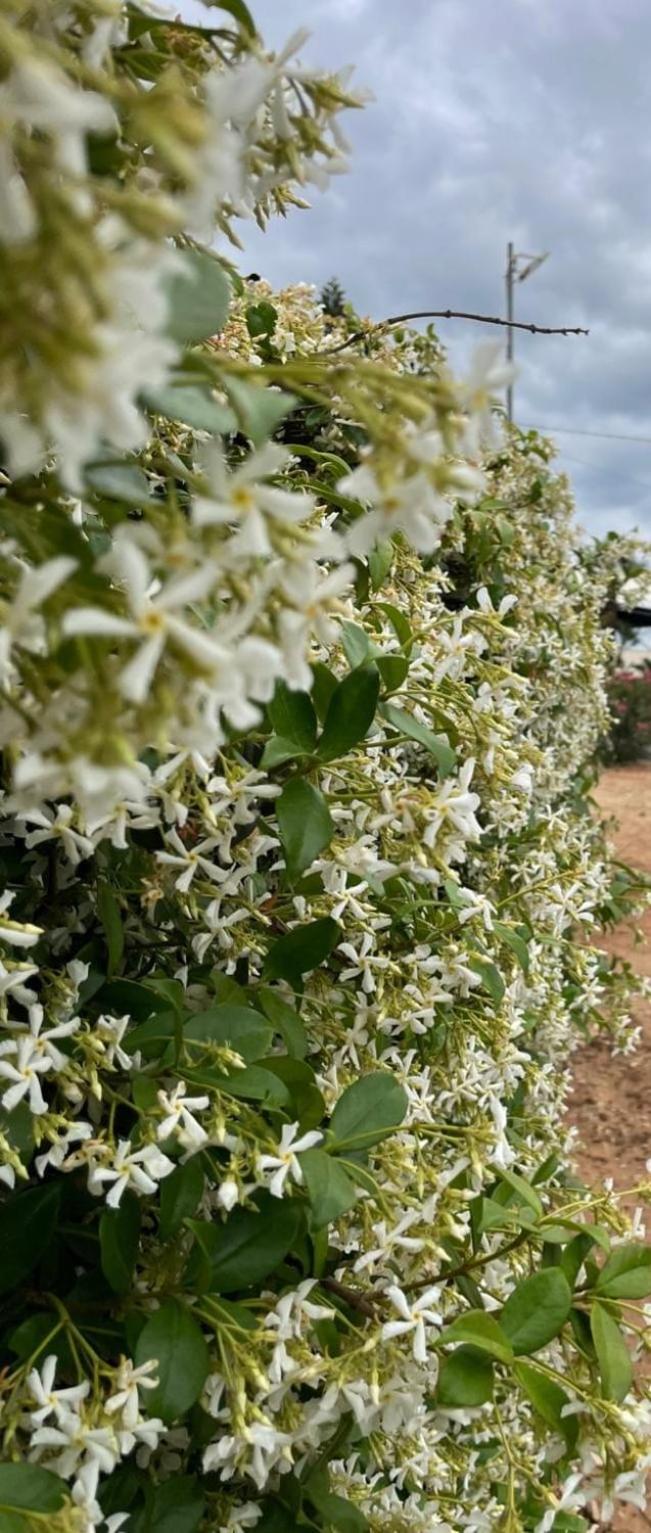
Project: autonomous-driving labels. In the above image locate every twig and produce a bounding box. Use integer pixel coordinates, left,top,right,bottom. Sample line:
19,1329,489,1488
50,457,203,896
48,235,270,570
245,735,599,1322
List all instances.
324,309,589,356
319,1276,381,1319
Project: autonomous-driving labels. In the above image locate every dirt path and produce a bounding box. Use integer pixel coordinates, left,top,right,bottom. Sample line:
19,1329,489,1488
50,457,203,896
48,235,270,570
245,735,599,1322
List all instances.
569,767,651,1189
568,765,651,1531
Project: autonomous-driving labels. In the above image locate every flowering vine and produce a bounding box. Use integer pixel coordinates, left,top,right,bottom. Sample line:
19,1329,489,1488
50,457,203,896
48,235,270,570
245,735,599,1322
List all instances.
0,6,650,1533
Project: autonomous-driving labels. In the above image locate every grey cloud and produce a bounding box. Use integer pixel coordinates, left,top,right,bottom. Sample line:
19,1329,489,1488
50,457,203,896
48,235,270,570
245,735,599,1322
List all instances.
180,0,651,543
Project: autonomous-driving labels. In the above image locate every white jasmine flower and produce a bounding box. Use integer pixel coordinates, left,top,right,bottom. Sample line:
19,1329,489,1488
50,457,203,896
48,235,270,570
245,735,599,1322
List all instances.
156,829,222,893
63,540,223,702
193,443,315,560
26,1354,90,1426
258,1122,323,1198
88,1139,175,1207
157,1081,210,1153
0,557,76,681
381,1284,443,1364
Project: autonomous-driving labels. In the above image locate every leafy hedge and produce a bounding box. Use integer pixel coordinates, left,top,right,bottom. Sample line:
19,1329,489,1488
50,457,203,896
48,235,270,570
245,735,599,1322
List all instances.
0,6,650,1533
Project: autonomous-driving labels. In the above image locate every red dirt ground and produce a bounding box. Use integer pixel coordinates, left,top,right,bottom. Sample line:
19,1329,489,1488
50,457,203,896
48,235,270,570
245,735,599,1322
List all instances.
568,766,651,1530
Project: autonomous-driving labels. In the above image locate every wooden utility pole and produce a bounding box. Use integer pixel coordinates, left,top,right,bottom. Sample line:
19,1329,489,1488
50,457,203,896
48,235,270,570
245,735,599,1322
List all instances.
505,244,549,422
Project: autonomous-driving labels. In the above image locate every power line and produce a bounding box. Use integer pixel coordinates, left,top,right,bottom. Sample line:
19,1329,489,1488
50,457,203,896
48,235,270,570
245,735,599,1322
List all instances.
523,424,651,446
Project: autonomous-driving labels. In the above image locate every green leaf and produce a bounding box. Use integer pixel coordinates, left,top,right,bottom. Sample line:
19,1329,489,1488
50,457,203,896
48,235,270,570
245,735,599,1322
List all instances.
591,1300,632,1401
260,737,309,770
306,1475,367,1533
380,702,456,777
165,248,231,344
263,917,340,984
85,461,150,503
496,1167,543,1219
375,654,409,692
261,1057,325,1130
184,1004,273,1061
441,1310,514,1363
124,1012,176,1061
277,779,334,880
329,1072,407,1151
493,921,530,974
0,1182,60,1295
246,301,277,339
208,0,256,36
368,539,394,590
299,1148,359,1229
257,988,308,1058
223,377,296,446
135,1300,209,1422
310,662,338,720
0,1101,33,1162
159,1158,204,1240
340,621,373,669
186,1063,289,1106
139,1476,205,1533
561,1232,597,1290
142,383,236,434
100,1193,141,1295
268,683,317,751
437,1346,494,1406
468,957,505,1004
500,1269,571,1355
0,1465,67,1517
187,1193,301,1292
317,668,380,761
97,880,124,977
595,1242,651,1299
513,1361,577,1451
98,979,172,1021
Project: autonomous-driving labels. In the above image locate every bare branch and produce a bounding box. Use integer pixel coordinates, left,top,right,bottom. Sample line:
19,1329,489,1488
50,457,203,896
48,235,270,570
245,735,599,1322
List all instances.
323,309,589,356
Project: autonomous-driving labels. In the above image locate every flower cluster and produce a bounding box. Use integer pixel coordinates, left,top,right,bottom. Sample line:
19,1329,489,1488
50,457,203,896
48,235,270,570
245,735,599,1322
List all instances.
0,7,650,1533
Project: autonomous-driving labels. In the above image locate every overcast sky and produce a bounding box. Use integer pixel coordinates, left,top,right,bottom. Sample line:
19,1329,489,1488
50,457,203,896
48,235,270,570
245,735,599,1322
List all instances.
183,0,651,545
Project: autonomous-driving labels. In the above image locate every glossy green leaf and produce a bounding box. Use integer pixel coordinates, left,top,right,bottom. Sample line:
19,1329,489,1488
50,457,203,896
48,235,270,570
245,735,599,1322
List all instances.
186,1062,289,1106
100,1193,141,1295
329,1072,407,1151
0,1464,67,1516
184,1004,272,1061
277,779,334,880
380,702,456,777
299,1148,359,1229
341,621,373,669
138,1476,205,1533
246,301,277,339
595,1242,651,1299
493,921,530,974
591,1301,632,1401
437,1346,494,1406
159,1158,205,1241
187,1193,301,1292
135,1300,209,1422
260,736,308,770
441,1310,514,1363
513,1361,577,1451
497,1167,543,1218
0,1182,60,1295
268,682,318,751
317,668,380,761
500,1269,571,1355
469,957,505,1004
257,988,308,1058
263,917,340,984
